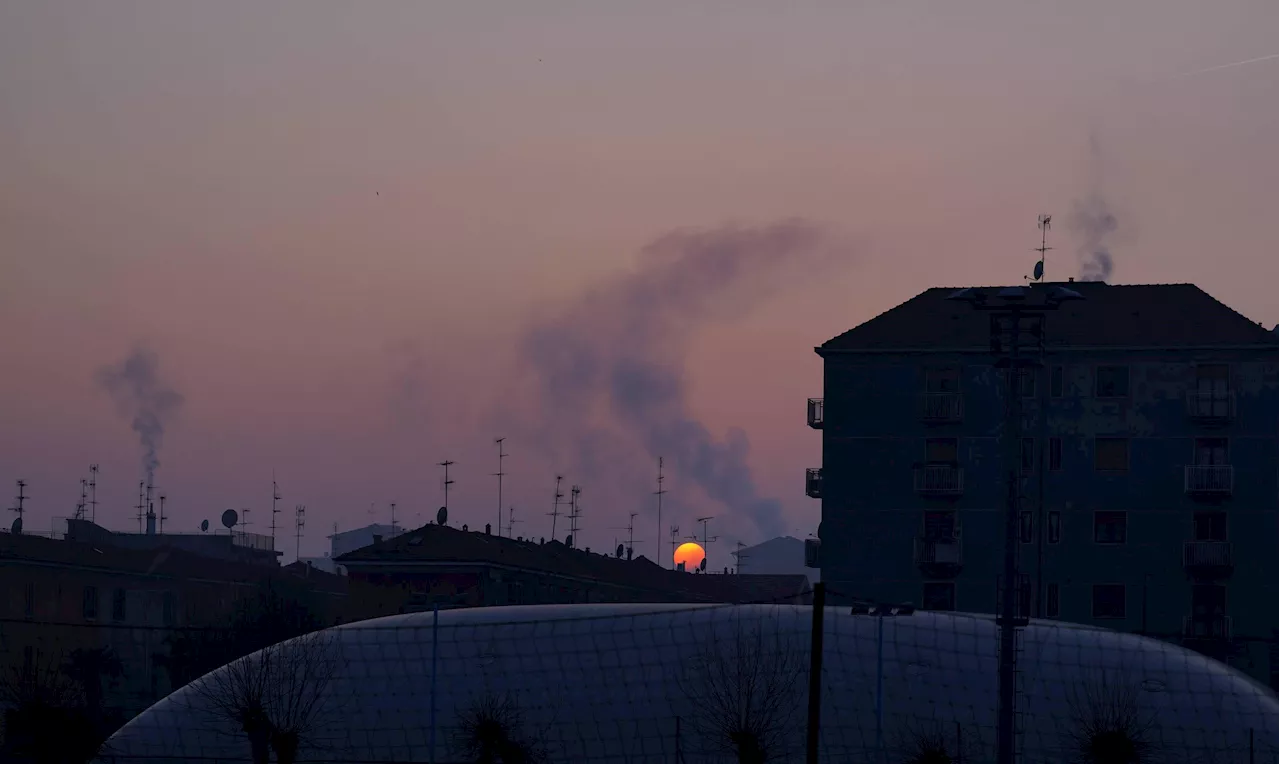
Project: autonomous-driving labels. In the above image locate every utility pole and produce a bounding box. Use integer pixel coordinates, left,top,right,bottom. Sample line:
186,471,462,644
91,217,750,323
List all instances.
88,464,99,524
439,460,455,513
548,476,564,541
948,283,1082,764
655,457,667,566
494,438,507,538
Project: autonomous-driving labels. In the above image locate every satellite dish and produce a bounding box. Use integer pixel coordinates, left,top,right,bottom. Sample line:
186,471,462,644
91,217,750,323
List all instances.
10,517,22,535
699,557,707,572
1033,260,1044,281
616,544,625,559
436,507,447,526
565,534,573,548
200,519,209,532
462,524,468,532
221,509,238,529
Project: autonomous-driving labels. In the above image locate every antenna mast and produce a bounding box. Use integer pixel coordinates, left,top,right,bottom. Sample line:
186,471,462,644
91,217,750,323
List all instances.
548,476,564,541
689,517,719,569
88,464,99,524
75,478,88,521
568,485,582,546
669,525,680,566
438,460,455,513
271,472,282,542
135,481,145,533
655,457,667,566
607,512,642,559
494,438,507,538
158,494,168,533
390,502,397,532
10,479,27,530
294,504,306,562
507,506,520,538
1032,214,1053,282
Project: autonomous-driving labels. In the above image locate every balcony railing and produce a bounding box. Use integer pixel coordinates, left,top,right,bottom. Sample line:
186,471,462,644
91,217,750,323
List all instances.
1183,615,1232,640
920,392,964,423
805,468,823,499
1186,392,1235,422
1183,541,1233,570
807,398,824,429
914,465,964,495
914,535,963,567
1184,465,1233,496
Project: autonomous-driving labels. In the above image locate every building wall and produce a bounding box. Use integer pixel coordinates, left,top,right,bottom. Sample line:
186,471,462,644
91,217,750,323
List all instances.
817,347,1278,686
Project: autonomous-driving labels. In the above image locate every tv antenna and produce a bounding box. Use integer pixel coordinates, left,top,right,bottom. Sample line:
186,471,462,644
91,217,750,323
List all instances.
158,494,168,533
390,502,398,532
494,438,507,538
75,478,88,521
655,457,667,566
294,504,306,562
240,508,251,531
548,476,564,540
689,516,719,566
506,506,520,537
1028,214,1052,282
733,541,750,574
568,485,582,543
609,512,642,560
669,525,680,565
88,464,99,523
439,460,455,512
10,479,28,531
135,481,145,533
271,472,282,541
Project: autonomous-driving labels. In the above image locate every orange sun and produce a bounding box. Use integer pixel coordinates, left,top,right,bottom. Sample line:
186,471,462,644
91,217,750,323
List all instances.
673,542,705,571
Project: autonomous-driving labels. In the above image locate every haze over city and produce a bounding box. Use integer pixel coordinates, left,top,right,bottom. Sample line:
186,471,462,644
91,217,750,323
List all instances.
1,1,1275,561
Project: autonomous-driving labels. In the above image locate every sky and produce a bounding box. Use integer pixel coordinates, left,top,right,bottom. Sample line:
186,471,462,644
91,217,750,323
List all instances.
0,1,1275,565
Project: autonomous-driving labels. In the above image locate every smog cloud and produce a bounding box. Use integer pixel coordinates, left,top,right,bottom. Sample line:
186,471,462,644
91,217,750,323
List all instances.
96,347,184,486
518,219,846,541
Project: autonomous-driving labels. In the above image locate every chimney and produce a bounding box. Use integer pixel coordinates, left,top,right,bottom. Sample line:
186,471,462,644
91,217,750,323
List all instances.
373,534,383,544
485,523,491,535
1068,277,1074,282
145,503,156,536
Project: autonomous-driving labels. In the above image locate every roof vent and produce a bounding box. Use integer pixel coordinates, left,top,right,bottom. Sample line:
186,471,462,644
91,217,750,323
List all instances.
372,534,383,544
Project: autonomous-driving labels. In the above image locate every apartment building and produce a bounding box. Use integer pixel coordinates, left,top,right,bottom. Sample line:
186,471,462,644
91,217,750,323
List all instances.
806,281,1278,687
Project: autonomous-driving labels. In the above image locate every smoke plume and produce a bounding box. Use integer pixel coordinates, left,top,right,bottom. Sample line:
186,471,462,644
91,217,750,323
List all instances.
1068,134,1119,282
96,347,184,486
518,219,846,541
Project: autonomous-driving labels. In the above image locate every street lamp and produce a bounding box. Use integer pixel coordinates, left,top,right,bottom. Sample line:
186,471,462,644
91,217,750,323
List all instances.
946,284,1082,764
851,601,915,763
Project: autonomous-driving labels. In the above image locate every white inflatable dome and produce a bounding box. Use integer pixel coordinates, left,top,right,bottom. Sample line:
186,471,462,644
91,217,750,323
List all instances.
97,604,1277,763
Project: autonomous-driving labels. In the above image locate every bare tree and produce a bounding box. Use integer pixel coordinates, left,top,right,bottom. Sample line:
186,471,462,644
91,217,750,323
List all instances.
678,619,806,764
188,629,344,764
889,719,962,764
452,690,550,764
1063,672,1161,764
0,649,100,764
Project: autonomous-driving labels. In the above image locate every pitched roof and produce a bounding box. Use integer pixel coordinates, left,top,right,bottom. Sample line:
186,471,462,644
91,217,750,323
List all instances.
0,531,270,584
337,523,810,604
818,282,1276,352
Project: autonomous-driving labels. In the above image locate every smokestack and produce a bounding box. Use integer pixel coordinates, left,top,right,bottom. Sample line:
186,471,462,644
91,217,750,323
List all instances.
146,502,156,536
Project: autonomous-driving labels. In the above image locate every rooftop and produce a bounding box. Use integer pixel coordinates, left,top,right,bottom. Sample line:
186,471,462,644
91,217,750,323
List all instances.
337,523,810,604
818,282,1277,352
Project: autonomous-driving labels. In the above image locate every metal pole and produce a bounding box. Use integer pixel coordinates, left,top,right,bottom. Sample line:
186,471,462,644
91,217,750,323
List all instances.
806,582,826,764
876,614,885,763
997,312,1024,764
430,603,439,764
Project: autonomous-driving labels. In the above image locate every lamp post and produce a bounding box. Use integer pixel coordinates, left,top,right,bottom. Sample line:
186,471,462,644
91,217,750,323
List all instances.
851,601,916,763
946,285,1082,764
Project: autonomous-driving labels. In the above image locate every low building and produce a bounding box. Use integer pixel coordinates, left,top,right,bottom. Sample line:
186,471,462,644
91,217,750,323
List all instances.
65,518,280,567
337,523,812,611
299,522,407,575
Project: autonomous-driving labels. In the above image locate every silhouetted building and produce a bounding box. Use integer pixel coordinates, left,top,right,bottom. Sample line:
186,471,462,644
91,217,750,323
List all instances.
808,280,1277,687
299,522,406,575
733,536,819,585
337,523,812,610
64,518,279,567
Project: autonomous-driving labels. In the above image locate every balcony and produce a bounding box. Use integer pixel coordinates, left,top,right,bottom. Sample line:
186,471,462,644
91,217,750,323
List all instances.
920,392,964,423
914,536,963,573
1182,615,1232,641
807,398,824,429
1183,541,1233,572
1184,465,1233,496
914,465,964,496
1186,392,1235,423
805,468,823,499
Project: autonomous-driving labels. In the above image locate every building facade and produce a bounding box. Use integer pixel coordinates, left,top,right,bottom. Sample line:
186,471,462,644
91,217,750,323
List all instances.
808,281,1278,687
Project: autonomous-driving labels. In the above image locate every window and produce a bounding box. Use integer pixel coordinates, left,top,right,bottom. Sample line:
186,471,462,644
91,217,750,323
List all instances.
1019,511,1034,543
1094,511,1128,544
162,592,176,627
112,589,127,622
922,582,956,612
1047,511,1062,544
1049,437,1063,472
1046,583,1060,618
1190,585,1227,635
1092,584,1126,619
1095,365,1130,398
1020,438,1035,475
1194,512,1227,542
82,586,98,621
1050,365,1064,398
1018,368,1036,398
925,437,958,464
1094,438,1129,472
23,582,34,618
1193,438,1229,466
922,510,957,540
1195,364,1230,397
924,367,960,394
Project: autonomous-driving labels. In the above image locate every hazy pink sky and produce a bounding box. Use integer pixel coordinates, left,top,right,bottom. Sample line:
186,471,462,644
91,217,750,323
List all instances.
1,2,1275,563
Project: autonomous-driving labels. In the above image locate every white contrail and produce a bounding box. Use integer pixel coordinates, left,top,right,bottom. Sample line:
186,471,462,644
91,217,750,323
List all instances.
1165,53,1277,82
